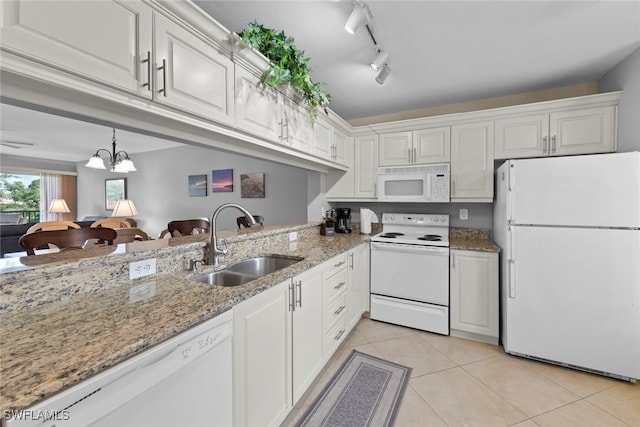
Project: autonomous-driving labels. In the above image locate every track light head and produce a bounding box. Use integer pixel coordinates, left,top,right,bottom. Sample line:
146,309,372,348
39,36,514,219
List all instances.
370,50,389,71
345,4,367,34
375,64,391,84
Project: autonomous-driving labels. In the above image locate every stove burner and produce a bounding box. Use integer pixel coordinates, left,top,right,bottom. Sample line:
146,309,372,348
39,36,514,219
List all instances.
418,234,442,241
379,232,404,238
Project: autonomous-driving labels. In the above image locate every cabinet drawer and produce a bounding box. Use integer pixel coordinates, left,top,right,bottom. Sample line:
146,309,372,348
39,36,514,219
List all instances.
324,292,347,332
323,253,348,279
323,269,348,302
324,315,347,359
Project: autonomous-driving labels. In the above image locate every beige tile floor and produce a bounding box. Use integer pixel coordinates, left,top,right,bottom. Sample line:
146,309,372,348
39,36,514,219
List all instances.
283,318,640,427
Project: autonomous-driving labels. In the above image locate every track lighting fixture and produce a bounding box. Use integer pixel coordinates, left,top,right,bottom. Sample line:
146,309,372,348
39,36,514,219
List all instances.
370,49,389,71
344,3,367,34
375,64,391,84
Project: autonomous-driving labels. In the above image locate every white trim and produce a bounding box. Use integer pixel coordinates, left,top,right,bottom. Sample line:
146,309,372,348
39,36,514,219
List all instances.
0,166,77,176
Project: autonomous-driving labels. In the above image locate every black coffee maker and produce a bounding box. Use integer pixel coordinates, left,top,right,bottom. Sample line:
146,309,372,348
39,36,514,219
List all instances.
336,208,352,234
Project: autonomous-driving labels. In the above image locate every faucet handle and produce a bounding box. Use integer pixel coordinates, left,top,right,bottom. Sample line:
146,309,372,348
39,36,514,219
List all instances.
189,259,205,272
219,238,228,255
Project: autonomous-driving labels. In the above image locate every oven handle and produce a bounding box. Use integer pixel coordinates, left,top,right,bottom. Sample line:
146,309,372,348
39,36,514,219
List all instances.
371,241,449,255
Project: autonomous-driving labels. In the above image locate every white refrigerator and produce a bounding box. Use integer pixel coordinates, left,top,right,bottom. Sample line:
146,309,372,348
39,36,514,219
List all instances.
494,152,640,381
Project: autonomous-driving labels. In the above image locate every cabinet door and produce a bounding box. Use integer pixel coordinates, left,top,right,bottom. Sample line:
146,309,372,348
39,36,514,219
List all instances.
282,99,313,153
450,250,499,342
378,131,412,166
326,138,355,198
413,127,451,164
154,14,234,125
347,243,369,329
234,66,281,141
312,117,333,160
233,280,292,427
550,106,616,156
292,267,324,404
0,0,152,96
451,121,494,202
494,114,549,159
354,134,379,198
333,128,349,166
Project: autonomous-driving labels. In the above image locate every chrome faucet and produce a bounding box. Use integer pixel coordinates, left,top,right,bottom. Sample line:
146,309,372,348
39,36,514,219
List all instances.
208,203,257,267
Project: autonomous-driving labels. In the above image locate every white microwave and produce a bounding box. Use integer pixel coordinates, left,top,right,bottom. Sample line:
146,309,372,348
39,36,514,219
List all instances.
378,164,450,203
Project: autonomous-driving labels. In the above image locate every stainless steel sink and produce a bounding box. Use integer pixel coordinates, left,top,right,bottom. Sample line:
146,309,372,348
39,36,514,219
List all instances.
227,255,302,276
193,255,302,287
193,270,256,286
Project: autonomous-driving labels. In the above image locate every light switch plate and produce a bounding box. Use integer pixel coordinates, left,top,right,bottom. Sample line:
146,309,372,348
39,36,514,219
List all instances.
129,258,156,280
459,209,469,220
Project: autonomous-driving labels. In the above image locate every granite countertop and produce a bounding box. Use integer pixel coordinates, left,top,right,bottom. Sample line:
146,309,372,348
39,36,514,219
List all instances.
0,224,371,415
449,227,500,252
0,223,494,415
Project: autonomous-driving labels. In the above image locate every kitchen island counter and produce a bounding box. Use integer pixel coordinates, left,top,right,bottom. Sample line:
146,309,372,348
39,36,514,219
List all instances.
0,223,372,416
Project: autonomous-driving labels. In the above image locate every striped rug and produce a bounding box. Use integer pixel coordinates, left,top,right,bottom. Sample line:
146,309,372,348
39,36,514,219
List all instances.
297,350,411,427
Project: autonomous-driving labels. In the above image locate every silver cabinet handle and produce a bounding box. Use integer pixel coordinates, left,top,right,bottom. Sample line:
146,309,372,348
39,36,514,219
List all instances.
413,147,417,164
334,305,346,316
334,329,345,341
278,120,284,141
349,252,354,269
551,135,557,154
289,282,295,312
158,59,167,97
142,51,151,91
408,148,412,163
334,261,346,268
296,280,302,308
543,136,548,155
284,120,289,142
334,281,346,290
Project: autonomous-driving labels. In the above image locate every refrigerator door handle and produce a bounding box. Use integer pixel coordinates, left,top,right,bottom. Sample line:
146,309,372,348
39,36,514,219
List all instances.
508,226,516,298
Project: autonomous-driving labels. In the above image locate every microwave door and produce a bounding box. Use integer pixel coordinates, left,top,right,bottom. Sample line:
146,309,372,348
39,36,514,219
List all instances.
379,173,426,202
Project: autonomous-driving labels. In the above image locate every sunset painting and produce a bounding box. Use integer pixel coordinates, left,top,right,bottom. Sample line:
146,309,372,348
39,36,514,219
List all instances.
212,169,233,192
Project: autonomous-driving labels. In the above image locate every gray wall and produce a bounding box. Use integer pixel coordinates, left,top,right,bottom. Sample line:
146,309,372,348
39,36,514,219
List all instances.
599,47,640,152
76,144,310,237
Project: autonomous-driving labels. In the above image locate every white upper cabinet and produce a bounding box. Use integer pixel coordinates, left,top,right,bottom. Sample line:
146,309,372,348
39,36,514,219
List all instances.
378,127,450,166
153,13,234,125
0,0,152,96
494,105,616,159
451,120,494,202
312,115,349,166
234,65,281,141
326,132,378,200
282,97,313,153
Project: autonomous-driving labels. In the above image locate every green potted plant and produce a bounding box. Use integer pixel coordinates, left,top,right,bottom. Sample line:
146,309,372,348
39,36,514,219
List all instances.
238,21,331,121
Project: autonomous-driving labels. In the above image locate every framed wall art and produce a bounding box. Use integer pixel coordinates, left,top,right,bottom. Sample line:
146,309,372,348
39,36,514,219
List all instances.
240,172,265,198
105,178,127,210
188,174,208,197
212,169,233,192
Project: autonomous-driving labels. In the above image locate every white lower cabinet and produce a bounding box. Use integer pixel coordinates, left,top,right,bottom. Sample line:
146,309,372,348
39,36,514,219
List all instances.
233,262,328,426
450,249,499,344
347,243,369,329
233,280,292,427
232,247,370,425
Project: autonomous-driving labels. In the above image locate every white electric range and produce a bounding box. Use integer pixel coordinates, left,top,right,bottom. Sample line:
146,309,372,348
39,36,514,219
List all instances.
370,213,450,335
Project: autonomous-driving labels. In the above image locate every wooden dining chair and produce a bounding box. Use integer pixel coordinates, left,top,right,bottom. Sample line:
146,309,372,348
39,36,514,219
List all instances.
90,218,133,229
236,215,264,229
26,220,80,234
112,227,150,244
18,228,118,255
167,218,210,236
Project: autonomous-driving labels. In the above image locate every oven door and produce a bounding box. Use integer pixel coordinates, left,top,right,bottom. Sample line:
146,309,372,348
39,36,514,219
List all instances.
370,241,449,305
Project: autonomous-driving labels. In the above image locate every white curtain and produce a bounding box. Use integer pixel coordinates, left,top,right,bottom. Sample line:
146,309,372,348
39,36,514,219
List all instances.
40,173,76,221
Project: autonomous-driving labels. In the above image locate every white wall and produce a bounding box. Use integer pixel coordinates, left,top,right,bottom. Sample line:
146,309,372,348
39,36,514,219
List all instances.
76,144,310,237
599,47,640,152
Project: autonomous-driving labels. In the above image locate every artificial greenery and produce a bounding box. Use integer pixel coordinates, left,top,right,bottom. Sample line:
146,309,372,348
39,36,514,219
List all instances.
238,21,331,120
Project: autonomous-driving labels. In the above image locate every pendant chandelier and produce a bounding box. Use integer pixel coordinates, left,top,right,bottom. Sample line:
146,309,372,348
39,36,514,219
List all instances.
85,128,137,173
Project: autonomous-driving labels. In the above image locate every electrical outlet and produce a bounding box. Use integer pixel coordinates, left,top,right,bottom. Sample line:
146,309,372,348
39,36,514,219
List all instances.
459,209,469,221
289,231,298,241
129,258,156,280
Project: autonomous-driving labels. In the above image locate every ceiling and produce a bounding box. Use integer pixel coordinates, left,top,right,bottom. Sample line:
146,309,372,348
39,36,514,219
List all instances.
1,1,639,164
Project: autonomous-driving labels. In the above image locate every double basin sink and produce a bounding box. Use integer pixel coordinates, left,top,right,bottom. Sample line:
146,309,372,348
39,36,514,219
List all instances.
193,255,302,287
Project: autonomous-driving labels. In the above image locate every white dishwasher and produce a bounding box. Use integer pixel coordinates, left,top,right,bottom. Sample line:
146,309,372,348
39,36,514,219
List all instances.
8,309,233,427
